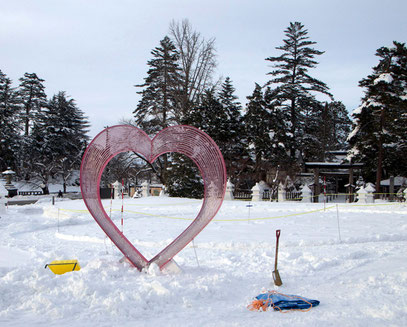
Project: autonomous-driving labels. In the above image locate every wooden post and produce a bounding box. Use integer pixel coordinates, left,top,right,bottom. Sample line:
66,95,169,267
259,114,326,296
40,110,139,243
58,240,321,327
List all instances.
314,168,320,203
389,176,395,201
348,167,354,203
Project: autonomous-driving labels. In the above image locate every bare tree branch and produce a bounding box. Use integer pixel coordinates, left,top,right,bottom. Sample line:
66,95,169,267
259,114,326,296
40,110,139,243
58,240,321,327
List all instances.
169,19,217,114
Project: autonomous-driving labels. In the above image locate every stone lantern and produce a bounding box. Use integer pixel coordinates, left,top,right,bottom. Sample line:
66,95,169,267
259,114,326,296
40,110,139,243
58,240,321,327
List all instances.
141,181,151,197
2,168,17,197
112,180,121,199
224,179,235,200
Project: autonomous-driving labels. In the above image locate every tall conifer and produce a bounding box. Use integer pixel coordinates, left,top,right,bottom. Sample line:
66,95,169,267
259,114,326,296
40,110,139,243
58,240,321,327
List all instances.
18,72,47,136
134,36,182,135
348,41,407,188
218,77,247,182
30,92,89,193
0,70,20,170
265,22,332,161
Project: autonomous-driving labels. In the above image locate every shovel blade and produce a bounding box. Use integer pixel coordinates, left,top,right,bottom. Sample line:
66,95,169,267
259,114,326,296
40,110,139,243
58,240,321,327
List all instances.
272,269,283,286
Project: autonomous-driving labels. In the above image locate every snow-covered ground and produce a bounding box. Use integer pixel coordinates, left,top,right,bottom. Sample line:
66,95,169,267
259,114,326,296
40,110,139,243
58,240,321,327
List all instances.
1,196,406,326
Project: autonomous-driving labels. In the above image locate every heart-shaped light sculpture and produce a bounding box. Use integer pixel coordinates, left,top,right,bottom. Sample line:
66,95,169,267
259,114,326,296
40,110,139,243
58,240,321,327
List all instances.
80,125,226,271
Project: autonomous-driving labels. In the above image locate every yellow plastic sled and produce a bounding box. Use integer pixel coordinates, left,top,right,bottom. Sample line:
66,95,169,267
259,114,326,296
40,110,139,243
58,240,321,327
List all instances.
45,260,81,275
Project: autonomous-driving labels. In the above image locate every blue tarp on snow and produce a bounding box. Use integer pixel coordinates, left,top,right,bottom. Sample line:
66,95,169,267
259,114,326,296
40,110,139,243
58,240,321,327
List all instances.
255,292,320,310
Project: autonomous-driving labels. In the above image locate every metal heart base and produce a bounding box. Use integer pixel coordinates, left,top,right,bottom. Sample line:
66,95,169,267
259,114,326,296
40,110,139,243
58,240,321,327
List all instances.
80,125,226,271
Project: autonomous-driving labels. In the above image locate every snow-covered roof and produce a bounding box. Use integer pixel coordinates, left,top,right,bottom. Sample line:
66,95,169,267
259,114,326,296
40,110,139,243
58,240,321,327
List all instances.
305,162,363,169
2,169,15,175
380,176,407,186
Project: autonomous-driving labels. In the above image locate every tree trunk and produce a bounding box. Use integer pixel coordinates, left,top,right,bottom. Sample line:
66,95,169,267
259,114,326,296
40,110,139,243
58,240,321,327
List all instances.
313,168,320,203
290,98,296,159
375,108,385,196
41,185,49,195
375,139,383,195
25,105,30,136
322,103,328,161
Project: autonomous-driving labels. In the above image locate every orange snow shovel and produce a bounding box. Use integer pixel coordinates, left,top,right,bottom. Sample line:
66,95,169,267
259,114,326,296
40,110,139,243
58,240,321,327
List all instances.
272,230,283,286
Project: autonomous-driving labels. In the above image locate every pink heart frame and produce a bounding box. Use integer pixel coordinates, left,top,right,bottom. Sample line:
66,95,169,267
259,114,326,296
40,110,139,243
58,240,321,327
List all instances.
80,125,227,271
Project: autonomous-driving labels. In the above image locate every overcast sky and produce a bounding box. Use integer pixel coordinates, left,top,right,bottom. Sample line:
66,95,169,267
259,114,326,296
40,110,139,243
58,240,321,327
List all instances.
1,0,407,137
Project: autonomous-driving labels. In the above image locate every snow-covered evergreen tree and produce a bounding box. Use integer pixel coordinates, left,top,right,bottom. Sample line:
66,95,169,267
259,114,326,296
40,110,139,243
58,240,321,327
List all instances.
30,92,89,193
243,84,270,181
134,36,184,189
296,100,352,162
265,22,332,162
0,70,21,170
17,72,47,136
297,101,326,160
327,101,352,151
177,88,227,195
348,41,407,189
264,86,292,166
166,153,203,198
134,36,182,135
187,88,228,145
217,77,248,183
243,83,293,183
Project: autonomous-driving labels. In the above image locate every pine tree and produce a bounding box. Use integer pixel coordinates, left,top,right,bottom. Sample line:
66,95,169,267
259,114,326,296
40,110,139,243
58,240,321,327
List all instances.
296,100,352,162
166,153,203,198
169,88,228,197
244,83,294,182
217,77,248,183
178,89,227,194
327,101,352,151
17,72,47,136
30,92,89,193
243,84,269,181
299,99,325,161
134,36,182,135
264,86,293,167
348,41,407,190
134,36,183,189
187,88,228,148
0,70,21,170
265,22,332,161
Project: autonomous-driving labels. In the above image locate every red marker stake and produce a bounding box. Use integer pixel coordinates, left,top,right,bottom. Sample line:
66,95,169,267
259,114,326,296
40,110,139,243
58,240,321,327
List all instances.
121,179,124,232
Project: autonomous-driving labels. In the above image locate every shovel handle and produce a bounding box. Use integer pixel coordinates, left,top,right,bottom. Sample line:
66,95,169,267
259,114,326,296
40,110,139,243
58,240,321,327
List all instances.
274,229,281,269
273,229,283,286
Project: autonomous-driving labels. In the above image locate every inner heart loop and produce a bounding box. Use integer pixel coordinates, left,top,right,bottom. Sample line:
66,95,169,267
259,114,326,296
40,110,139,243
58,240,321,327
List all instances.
80,125,227,271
